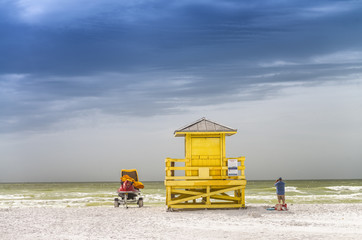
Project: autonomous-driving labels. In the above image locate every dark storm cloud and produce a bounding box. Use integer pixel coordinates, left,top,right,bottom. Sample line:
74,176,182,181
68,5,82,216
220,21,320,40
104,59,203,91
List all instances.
1,0,362,133
2,0,361,74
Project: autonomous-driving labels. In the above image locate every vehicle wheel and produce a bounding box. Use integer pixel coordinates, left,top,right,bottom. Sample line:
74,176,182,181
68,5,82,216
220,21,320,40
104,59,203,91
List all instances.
114,198,119,208
138,198,143,208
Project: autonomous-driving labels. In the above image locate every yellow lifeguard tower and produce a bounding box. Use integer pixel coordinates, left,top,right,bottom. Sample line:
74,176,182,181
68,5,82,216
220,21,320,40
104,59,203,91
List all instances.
165,117,246,210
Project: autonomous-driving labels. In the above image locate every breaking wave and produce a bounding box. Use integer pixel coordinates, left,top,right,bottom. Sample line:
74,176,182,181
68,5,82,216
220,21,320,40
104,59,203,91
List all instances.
325,186,362,191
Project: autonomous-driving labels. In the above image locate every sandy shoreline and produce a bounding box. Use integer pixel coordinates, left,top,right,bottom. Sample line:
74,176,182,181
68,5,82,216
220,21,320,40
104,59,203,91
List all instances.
1,204,362,239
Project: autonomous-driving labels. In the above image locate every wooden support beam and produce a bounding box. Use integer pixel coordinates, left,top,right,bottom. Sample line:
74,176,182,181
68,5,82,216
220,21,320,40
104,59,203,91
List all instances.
206,186,211,205
168,186,242,205
165,158,189,163
242,187,245,206
165,166,245,171
170,194,189,202
165,176,246,180
170,203,244,209
165,180,246,186
171,189,205,196
171,189,239,201
166,186,171,205
209,195,239,201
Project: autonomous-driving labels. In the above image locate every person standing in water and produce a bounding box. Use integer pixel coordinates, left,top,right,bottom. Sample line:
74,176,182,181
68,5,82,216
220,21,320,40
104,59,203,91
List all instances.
274,177,286,206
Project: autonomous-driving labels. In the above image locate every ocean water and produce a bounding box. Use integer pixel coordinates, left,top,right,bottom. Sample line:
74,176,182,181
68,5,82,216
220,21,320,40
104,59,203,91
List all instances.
0,180,361,208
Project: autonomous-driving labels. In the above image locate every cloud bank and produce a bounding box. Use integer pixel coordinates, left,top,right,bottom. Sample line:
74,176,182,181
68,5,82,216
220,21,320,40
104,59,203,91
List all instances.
1,0,362,134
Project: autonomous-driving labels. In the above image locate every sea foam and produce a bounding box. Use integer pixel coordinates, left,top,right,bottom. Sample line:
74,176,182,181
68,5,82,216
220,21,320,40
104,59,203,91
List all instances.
325,186,362,191
285,186,305,193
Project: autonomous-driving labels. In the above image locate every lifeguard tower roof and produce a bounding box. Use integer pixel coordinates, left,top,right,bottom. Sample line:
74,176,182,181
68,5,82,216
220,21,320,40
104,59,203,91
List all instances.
174,117,237,137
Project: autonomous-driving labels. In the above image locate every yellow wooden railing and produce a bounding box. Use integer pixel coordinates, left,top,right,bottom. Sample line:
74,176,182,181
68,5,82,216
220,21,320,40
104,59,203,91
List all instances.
165,157,246,180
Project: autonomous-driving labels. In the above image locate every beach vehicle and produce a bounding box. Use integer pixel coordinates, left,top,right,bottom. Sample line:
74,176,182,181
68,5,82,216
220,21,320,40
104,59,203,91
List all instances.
114,169,144,208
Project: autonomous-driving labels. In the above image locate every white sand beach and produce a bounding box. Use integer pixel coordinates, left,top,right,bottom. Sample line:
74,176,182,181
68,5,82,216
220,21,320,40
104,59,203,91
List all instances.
1,204,362,240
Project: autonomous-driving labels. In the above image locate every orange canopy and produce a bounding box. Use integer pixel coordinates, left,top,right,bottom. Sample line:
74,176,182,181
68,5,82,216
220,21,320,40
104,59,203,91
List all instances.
121,175,144,189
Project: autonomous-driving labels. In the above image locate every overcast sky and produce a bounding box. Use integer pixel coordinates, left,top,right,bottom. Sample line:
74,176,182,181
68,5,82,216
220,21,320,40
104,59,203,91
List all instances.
1,0,362,182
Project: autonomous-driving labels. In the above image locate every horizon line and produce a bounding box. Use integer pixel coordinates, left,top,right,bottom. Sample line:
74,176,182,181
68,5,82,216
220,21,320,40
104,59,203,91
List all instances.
1,178,361,184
